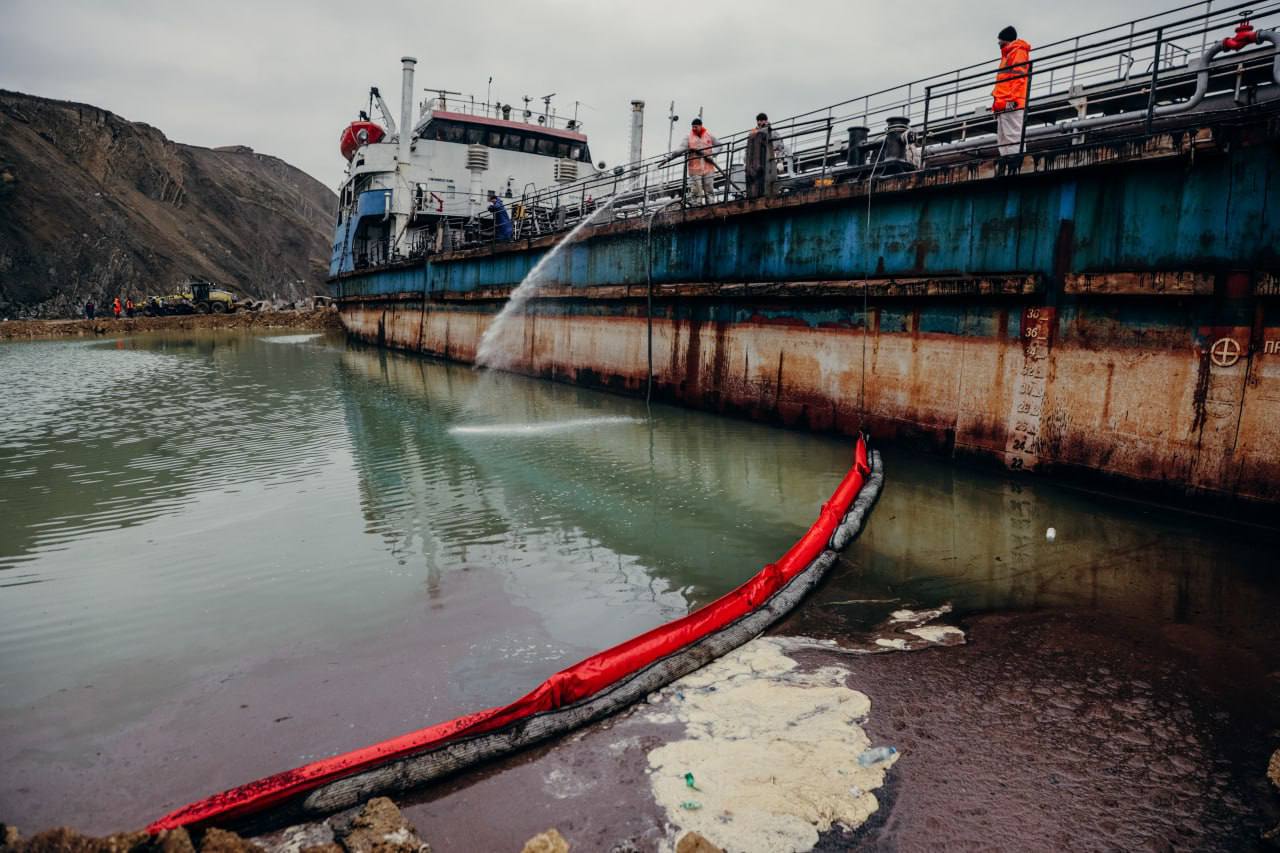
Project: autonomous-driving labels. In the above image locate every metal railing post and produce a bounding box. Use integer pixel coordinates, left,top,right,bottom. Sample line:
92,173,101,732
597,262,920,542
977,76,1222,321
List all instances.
1019,60,1034,156
1146,26,1164,133
921,85,932,169
681,154,689,208
642,165,649,217
820,108,833,182
723,140,736,203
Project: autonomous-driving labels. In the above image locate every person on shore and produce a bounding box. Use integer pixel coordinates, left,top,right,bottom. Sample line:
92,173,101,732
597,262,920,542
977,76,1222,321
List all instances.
679,117,718,205
993,26,1031,156
112,296,122,319
125,297,135,318
487,190,513,241
745,113,779,199
84,299,95,320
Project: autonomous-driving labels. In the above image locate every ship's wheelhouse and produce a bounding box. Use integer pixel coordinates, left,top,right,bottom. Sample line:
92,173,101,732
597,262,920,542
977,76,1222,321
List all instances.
330,83,604,276
419,116,593,164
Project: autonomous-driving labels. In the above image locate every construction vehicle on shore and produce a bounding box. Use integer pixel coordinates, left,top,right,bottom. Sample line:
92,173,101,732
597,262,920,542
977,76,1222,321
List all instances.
143,280,258,315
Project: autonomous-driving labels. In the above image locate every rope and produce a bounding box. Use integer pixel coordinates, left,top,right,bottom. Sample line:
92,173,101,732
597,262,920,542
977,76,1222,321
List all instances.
859,140,888,419
645,199,682,409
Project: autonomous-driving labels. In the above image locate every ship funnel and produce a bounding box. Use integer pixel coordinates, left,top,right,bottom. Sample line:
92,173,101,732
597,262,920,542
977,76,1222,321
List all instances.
628,100,645,166
399,56,417,165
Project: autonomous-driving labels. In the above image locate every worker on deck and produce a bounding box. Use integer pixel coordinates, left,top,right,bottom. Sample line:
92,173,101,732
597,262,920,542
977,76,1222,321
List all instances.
993,26,1031,156
487,190,513,241
112,296,122,319
680,117,718,205
745,113,779,199
83,299,95,320
125,297,135,318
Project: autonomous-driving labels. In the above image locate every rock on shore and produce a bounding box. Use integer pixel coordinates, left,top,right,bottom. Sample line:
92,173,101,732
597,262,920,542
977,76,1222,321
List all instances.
0,799,429,853
1268,749,1280,847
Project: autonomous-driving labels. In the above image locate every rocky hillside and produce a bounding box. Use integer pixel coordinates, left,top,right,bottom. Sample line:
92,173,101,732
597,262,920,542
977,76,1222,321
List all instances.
0,90,338,317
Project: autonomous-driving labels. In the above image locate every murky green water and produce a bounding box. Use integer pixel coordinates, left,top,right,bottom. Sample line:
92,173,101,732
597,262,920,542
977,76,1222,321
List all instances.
0,331,852,831
1,331,1276,833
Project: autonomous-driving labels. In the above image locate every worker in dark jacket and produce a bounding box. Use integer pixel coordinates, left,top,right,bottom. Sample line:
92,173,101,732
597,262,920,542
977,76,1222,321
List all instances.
744,113,779,199
993,26,1032,156
487,190,513,241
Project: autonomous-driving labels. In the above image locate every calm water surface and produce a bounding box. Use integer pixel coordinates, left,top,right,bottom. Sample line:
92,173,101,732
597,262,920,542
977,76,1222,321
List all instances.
1,330,1276,833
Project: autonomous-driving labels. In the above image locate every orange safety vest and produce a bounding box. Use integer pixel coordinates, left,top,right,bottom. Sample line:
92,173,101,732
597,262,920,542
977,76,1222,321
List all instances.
992,39,1031,110
686,129,717,176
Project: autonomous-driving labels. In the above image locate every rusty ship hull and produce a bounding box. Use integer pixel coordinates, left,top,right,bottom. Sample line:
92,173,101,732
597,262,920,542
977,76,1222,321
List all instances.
331,113,1280,512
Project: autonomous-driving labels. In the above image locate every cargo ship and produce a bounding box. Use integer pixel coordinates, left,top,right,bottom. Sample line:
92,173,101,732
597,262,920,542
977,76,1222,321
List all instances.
328,2,1280,513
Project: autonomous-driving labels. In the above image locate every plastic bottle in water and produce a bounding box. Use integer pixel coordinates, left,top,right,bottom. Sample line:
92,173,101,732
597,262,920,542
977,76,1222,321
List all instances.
857,746,898,768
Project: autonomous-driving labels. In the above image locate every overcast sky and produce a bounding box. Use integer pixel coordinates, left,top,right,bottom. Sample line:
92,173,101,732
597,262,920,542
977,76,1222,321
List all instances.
4,0,1189,190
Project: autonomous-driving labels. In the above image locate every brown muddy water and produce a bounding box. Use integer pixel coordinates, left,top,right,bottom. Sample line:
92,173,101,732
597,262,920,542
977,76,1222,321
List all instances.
1,330,1278,849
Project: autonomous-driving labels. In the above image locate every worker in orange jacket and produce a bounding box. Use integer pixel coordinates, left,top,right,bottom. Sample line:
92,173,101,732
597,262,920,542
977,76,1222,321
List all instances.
112,296,122,319
680,118,718,205
993,26,1031,156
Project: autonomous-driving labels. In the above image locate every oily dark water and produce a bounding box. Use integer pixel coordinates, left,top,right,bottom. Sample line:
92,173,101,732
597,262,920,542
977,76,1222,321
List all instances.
0,331,1276,835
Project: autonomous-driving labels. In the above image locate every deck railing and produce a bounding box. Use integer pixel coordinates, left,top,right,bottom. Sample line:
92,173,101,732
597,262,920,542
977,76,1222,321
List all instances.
430,0,1279,253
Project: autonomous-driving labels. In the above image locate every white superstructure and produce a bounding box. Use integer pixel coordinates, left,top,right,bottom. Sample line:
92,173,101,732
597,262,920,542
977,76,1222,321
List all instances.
331,60,602,274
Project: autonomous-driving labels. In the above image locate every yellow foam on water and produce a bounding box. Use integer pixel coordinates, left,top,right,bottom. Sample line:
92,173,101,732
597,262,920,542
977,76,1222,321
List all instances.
645,637,894,852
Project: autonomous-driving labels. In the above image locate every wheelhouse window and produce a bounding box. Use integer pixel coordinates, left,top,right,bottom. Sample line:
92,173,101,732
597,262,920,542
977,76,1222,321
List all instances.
419,118,593,162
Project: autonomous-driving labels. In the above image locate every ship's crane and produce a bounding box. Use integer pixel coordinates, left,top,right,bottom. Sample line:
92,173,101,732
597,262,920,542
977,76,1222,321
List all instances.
368,86,398,136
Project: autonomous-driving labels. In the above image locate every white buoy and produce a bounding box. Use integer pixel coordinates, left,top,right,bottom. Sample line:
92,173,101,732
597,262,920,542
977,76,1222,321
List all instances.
1046,527,1057,542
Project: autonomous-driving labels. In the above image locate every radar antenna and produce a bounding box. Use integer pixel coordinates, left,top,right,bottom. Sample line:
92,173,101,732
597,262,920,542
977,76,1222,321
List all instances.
421,86,462,111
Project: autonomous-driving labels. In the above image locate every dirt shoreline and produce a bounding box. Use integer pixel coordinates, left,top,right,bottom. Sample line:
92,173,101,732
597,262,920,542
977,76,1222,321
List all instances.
238,609,1276,852
0,308,343,341
2,612,1277,851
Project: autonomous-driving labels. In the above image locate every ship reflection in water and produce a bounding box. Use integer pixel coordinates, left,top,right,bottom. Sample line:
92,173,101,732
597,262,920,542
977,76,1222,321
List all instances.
801,450,1280,652
0,332,1275,836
